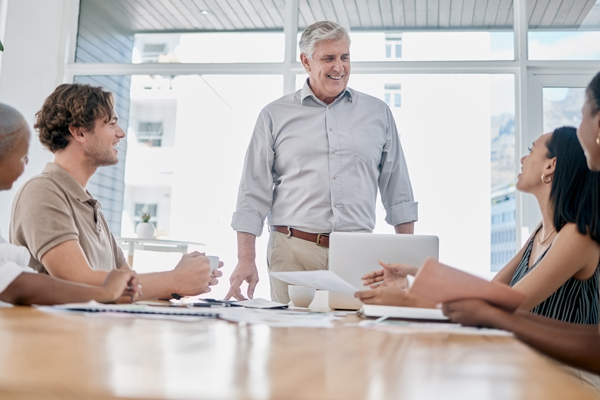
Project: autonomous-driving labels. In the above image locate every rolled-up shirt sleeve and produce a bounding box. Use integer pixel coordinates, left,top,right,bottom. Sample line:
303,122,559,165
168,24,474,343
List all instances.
231,108,276,237
379,107,418,226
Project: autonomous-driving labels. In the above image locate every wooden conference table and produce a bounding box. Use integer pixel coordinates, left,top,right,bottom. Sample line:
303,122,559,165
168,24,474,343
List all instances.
0,306,597,400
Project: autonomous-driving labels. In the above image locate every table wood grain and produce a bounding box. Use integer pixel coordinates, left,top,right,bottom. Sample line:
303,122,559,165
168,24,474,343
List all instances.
0,307,596,400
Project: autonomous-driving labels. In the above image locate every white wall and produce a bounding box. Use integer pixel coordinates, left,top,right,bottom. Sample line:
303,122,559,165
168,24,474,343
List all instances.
0,0,77,237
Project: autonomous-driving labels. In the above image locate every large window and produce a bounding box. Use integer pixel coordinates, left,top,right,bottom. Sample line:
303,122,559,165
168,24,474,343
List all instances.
70,0,600,296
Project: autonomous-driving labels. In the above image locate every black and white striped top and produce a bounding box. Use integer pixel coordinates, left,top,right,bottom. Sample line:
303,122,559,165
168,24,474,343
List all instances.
509,234,600,325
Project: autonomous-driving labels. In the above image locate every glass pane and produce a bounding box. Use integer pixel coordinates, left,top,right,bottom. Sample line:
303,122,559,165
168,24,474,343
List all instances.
352,32,513,61
77,0,514,64
543,87,587,133
297,31,513,62
132,33,285,64
528,0,600,60
297,0,514,61
75,0,285,63
294,74,515,276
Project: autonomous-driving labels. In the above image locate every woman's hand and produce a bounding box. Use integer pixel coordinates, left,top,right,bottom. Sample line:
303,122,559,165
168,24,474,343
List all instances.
361,261,418,288
442,299,504,328
99,269,142,303
355,285,436,308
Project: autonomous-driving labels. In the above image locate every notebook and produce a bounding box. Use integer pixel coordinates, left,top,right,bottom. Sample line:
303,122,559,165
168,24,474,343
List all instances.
328,232,439,310
360,304,448,321
45,301,220,317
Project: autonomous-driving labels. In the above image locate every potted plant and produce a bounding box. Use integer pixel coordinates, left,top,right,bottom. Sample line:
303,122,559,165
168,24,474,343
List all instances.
136,212,155,239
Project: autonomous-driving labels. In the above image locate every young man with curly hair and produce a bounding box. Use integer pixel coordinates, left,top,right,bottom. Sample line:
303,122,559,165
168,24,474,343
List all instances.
10,84,220,300
0,101,140,305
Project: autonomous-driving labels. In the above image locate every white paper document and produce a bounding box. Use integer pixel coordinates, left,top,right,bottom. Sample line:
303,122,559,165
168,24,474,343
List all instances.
269,270,360,295
218,307,339,328
231,298,288,309
358,319,513,336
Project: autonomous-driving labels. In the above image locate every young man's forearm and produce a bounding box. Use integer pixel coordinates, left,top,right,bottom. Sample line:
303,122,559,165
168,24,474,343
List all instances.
135,271,183,300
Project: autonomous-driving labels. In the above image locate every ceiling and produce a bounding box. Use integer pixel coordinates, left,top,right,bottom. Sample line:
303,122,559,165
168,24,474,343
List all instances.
90,0,600,33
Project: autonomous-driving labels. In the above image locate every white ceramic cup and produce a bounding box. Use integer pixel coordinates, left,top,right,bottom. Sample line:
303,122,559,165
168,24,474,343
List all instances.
206,255,219,272
288,285,316,308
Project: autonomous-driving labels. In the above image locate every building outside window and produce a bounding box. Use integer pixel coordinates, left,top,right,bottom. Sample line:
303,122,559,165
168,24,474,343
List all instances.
384,84,402,108
136,122,163,147
491,184,516,271
385,34,403,59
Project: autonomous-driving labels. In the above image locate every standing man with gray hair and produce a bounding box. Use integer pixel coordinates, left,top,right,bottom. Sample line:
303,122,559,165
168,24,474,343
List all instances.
227,21,418,303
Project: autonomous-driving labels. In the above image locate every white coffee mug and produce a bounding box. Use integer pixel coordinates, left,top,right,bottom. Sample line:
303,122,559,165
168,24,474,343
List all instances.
206,255,219,272
288,285,316,308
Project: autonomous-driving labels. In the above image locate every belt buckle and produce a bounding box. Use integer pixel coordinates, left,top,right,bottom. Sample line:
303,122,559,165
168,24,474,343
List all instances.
316,233,329,247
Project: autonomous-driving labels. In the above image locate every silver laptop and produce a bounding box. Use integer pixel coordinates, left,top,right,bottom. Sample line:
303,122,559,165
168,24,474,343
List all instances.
328,232,439,310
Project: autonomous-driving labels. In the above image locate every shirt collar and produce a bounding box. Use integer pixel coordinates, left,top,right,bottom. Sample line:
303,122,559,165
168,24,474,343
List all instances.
42,162,95,204
300,79,353,106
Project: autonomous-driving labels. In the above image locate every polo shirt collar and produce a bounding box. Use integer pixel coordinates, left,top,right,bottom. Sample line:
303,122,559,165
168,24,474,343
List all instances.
42,163,95,204
300,79,353,106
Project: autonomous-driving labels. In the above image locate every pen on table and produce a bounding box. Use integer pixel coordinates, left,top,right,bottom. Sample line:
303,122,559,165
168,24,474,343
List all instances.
188,303,213,308
200,298,232,307
170,297,233,307
169,300,215,308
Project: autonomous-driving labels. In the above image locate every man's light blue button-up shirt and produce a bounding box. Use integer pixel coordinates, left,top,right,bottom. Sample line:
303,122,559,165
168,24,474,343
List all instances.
232,80,418,237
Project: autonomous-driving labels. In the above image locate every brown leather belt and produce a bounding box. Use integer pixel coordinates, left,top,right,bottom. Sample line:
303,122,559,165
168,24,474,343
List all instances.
271,226,330,248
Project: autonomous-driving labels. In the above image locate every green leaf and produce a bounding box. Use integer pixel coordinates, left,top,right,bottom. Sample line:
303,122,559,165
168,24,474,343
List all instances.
0,39,3,52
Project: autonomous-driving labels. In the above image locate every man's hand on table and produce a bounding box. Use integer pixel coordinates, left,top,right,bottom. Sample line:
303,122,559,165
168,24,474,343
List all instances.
224,259,259,301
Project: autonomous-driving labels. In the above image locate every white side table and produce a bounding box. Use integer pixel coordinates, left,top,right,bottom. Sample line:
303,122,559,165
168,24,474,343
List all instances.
115,237,205,267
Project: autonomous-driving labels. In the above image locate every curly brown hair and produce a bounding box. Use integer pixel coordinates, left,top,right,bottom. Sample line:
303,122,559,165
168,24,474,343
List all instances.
35,83,114,153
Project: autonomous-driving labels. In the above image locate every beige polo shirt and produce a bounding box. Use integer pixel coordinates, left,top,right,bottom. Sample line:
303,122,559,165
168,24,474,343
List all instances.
10,163,125,274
